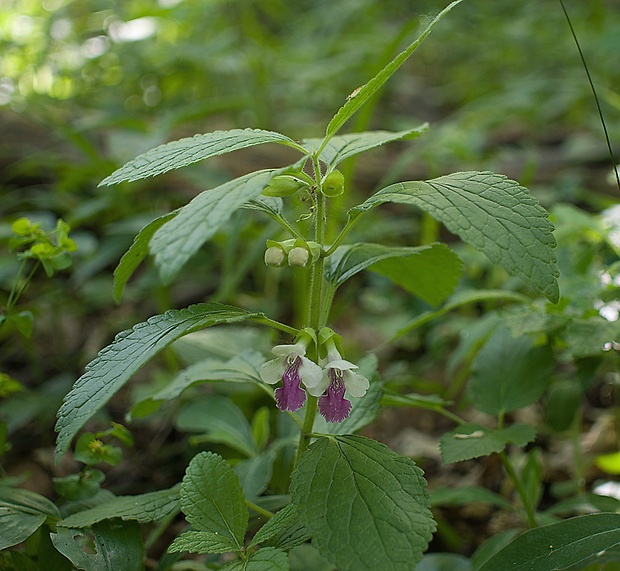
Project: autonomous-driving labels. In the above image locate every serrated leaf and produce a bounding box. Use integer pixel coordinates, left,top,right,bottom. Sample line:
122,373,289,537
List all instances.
325,242,462,306
440,423,536,464
479,513,620,571
51,519,143,571
168,530,238,554
242,195,283,216
149,170,278,284
100,128,306,186
0,487,61,549
468,324,555,416
353,171,559,303
323,1,464,142
291,435,435,571
250,504,311,551
57,485,180,528
429,486,514,511
304,126,427,168
113,210,178,302
223,547,289,571
176,395,258,457
55,303,259,459
181,452,247,549
564,317,620,358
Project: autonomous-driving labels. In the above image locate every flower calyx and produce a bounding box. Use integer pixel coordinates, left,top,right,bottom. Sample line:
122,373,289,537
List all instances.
264,239,321,268
262,173,309,197
320,169,345,197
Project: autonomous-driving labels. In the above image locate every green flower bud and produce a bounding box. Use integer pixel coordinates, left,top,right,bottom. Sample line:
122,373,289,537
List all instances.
321,170,345,197
264,246,285,267
262,175,307,197
288,246,310,267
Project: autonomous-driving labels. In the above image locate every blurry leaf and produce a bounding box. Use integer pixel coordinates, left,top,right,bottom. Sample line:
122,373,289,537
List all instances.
471,530,520,571
381,391,450,411
250,504,311,551
55,303,259,458
73,432,122,466
417,553,471,571
53,469,105,502
234,451,276,499
468,325,554,416
7,311,35,338
289,544,336,571
168,530,238,554
180,452,247,549
149,170,277,284
0,487,60,550
353,171,559,303
291,435,434,571
251,407,271,451
545,380,582,432
545,493,620,516
99,128,306,185
521,448,543,512
112,210,178,302
564,317,620,358
440,423,536,464
222,547,289,571
323,0,464,141
57,485,180,528
51,520,143,571
501,304,567,338
430,486,514,511
595,452,620,475
176,395,258,457
479,514,620,571
304,126,427,167
322,380,382,436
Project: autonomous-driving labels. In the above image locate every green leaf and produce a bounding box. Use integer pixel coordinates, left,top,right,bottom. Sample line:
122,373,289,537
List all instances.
353,171,559,303
168,530,238,554
0,487,61,549
479,513,620,571
417,553,471,571
440,423,536,464
291,435,435,571
55,302,259,459
222,547,289,571
149,170,277,284
250,504,311,551
242,194,284,216
175,395,259,457
113,210,178,302
429,486,514,511
289,544,336,571
51,519,143,571
467,325,555,416
304,126,427,168
234,451,276,499
325,242,462,306
57,485,180,528
323,0,464,142
521,449,544,512
564,317,620,358
180,451,247,549
99,128,306,186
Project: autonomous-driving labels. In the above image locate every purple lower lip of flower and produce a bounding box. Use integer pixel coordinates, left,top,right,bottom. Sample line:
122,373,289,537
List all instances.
274,355,306,412
318,369,352,423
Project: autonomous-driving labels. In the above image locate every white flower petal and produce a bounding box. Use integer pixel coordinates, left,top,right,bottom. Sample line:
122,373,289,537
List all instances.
260,358,285,384
306,370,331,397
344,371,370,397
272,342,306,357
299,357,323,389
325,358,358,372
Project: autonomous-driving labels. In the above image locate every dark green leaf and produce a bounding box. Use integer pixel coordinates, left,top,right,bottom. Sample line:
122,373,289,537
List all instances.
180,452,247,549
353,171,559,303
168,530,238,554
291,435,434,571
100,128,306,185
479,514,620,571
430,486,514,511
234,451,276,499
250,503,311,551
55,303,259,458
417,553,471,571
545,380,582,432
222,547,289,571
440,423,536,464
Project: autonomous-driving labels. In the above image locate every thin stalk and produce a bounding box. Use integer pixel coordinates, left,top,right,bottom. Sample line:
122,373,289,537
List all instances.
246,500,274,519
499,451,538,528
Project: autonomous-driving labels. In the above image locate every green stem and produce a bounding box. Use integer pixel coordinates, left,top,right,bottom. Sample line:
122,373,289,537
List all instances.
246,499,274,519
499,451,537,528
251,316,298,337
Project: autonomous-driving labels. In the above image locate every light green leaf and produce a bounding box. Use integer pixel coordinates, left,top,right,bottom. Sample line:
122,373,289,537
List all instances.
323,0,464,142
176,395,259,458
325,242,462,306
113,210,178,302
57,485,180,528
234,451,276,499
55,303,259,459
479,513,620,571
353,171,559,303
223,547,289,571
0,487,60,549
100,128,306,186
304,126,427,168
564,317,620,358
149,169,278,284
168,530,238,554
291,435,435,571
429,486,514,511
181,452,247,549
417,553,471,571
51,519,144,571
440,423,536,464
250,504,311,551
468,325,555,416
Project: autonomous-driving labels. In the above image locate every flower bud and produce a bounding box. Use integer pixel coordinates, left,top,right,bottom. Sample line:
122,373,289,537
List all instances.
321,170,345,197
288,246,309,267
262,175,307,197
264,246,285,267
